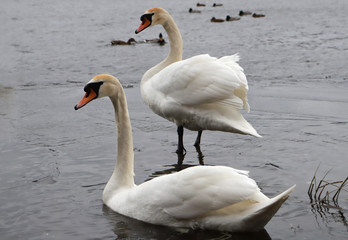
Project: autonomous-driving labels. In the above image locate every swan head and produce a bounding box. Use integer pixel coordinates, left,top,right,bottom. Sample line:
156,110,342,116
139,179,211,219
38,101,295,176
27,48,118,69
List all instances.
74,74,120,110
135,7,169,34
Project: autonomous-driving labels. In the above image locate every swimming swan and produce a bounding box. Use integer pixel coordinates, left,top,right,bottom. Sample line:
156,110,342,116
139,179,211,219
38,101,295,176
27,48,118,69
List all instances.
135,8,261,154
74,74,295,232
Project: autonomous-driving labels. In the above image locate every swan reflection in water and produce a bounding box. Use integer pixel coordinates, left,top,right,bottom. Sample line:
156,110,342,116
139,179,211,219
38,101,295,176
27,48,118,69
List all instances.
146,145,205,181
103,205,272,240
310,202,348,231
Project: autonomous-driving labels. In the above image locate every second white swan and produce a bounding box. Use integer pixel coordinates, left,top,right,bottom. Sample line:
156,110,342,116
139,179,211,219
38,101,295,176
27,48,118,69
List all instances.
135,8,261,154
74,74,295,232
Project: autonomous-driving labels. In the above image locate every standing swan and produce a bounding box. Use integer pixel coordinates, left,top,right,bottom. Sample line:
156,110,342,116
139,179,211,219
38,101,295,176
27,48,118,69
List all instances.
74,74,295,232
135,8,261,154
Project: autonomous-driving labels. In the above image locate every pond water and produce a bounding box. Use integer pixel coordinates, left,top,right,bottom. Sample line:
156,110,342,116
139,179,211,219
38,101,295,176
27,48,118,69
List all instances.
1,0,347,239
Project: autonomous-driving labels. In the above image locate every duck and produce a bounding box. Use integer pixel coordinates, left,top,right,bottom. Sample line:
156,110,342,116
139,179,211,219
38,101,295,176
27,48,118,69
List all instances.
239,10,252,16
197,3,206,7
189,8,201,13
111,38,136,45
74,74,296,232
212,3,223,7
210,17,225,22
252,13,266,18
145,33,166,45
135,7,261,154
226,15,241,21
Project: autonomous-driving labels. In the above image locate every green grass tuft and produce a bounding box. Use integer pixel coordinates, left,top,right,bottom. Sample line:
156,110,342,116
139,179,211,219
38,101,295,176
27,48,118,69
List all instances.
308,165,348,207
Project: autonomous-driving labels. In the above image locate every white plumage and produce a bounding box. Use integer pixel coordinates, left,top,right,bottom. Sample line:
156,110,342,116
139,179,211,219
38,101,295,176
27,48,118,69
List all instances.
141,54,260,136
107,165,295,231
75,74,295,232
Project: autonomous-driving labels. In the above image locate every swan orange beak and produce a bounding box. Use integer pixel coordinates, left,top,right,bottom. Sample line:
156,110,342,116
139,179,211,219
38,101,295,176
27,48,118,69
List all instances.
135,17,151,34
74,88,97,110
135,13,154,34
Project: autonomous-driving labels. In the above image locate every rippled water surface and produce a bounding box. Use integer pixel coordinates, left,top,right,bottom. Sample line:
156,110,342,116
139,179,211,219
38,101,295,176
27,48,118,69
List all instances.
1,0,348,239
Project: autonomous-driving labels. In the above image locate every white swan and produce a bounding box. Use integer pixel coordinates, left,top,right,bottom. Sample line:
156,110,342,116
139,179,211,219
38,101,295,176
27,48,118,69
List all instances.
135,8,261,154
74,74,295,232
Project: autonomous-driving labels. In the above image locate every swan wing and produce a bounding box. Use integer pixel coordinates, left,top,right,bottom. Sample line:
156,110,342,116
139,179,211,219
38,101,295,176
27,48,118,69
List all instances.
135,166,261,219
148,54,250,112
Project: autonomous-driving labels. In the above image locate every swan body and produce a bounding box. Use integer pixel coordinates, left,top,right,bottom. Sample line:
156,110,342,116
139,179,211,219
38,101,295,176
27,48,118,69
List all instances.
135,8,261,153
75,74,295,232
141,54,259,136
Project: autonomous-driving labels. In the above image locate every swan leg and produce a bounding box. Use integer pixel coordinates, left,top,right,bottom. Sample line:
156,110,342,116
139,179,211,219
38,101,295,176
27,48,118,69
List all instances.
176,126,186,154
194,144,204,165
194,130,203,147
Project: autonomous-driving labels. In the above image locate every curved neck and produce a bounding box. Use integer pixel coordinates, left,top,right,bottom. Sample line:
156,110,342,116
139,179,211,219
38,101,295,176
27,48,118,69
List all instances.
163,14,183,64
103,86,135,202
142,13,183,82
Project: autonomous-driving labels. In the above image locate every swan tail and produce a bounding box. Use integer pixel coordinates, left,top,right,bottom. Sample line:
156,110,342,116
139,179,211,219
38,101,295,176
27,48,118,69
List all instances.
218,53,241,63
238,119,262,138
195,185,295,231
217,106,262,137
261,185,296,215
270,185,296,203
243,185,296,230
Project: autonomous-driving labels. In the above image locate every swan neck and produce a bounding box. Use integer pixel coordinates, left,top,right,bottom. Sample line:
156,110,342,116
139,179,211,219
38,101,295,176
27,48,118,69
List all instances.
104,88,135,200
141,13,183,83
163,15,183,64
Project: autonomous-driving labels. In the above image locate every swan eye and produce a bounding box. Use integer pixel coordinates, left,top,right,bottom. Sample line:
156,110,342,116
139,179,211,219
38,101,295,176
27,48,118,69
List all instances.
84,81,103,97
140,13,154,24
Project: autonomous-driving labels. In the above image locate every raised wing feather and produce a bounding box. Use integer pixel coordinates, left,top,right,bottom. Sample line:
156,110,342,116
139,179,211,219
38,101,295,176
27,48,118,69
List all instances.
149,54,250,111
134,166,260,219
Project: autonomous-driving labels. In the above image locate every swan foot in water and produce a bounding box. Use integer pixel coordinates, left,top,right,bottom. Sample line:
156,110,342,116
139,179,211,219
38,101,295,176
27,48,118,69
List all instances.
176,126,186,154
